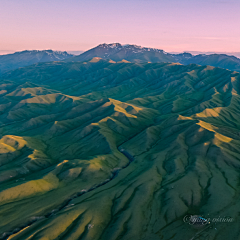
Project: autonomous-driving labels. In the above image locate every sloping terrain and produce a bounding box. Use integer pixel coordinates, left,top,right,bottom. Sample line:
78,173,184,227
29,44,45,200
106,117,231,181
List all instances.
67,43,240,72
0,60,240,240
0,50,73,75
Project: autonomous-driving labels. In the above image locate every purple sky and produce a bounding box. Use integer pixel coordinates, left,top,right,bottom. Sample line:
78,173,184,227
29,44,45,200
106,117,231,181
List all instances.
1,0,240,52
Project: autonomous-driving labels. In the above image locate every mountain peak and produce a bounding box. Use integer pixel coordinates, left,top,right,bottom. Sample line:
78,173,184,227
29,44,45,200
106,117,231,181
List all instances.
93,43,166,55
96,43,165,53
67,43,174,63
97,43,122,48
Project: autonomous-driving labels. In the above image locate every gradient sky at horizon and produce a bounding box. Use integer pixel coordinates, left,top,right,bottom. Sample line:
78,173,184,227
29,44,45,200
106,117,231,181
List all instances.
1,0,240,52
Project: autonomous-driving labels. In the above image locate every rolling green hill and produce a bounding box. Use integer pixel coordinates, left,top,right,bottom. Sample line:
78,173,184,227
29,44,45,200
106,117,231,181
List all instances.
0,59,240,240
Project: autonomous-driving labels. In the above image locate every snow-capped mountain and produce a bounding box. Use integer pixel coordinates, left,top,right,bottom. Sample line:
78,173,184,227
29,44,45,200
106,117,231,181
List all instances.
67,43,176,63
67,43,240,72
97,43,166,54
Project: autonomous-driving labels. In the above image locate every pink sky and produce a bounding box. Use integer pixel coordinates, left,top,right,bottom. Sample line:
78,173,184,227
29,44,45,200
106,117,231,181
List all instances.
0,0,240,53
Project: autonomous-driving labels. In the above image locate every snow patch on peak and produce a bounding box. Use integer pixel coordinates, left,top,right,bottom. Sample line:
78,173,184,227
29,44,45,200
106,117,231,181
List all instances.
109,43,122,48
123,44,165,54
98,43,122,49
96,43,167,55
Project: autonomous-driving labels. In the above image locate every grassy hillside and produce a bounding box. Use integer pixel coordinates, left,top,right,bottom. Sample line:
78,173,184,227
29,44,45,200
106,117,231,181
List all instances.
0,60,240,240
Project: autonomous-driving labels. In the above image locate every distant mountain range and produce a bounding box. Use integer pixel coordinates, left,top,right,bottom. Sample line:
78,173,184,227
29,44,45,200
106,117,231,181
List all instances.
174,52,240,72
1,44,240,75
0,50,73,74
184,51,240,58
67,43,240,72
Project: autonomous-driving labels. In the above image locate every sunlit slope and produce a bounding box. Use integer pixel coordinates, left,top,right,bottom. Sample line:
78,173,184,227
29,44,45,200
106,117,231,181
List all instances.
0,60,240,240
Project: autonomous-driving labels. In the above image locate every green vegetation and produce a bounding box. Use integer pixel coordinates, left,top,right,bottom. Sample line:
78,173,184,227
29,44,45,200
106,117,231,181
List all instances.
0,59,240,240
